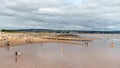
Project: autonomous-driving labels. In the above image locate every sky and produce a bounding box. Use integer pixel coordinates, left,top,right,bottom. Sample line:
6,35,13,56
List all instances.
0,0,120,31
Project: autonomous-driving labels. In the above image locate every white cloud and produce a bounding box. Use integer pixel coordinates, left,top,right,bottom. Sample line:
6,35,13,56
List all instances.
38,8,64,14
106,26,116,29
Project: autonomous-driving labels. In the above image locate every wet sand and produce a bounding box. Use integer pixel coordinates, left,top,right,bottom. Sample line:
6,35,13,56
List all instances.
0,36,120,68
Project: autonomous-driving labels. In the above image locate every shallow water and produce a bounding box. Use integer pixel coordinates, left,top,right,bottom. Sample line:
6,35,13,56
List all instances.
0,39,120,68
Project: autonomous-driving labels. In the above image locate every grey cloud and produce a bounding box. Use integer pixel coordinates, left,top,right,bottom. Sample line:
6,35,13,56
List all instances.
0,0,120,30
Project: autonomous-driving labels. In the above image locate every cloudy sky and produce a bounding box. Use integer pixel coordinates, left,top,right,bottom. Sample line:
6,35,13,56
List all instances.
0,0,120,31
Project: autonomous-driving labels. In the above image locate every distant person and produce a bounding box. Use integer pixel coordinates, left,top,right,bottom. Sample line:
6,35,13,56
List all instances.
5,40,10,51
15,51,21,62
110,42,115,48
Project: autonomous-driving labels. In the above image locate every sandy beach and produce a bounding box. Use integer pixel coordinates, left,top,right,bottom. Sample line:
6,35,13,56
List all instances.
0,32,95,47
0,33,120,68
0,32,46,47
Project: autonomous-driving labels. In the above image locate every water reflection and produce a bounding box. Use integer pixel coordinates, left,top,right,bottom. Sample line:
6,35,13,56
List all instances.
0,39,120,68
61,46,64,52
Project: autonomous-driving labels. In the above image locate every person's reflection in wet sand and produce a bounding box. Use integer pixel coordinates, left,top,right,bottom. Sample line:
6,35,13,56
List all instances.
40,41,43,46
86,44,89,47
60,46,64,68
5,40,10,51
85,40,89,47
60,46,64,56
61,46,64,52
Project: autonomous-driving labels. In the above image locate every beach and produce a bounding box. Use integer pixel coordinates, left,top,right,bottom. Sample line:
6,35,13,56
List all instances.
0,32,120,68
0,0,119,67
0,32,95,47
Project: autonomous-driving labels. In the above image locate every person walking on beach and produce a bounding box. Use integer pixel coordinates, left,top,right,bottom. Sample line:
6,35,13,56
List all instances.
15,51,21,62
